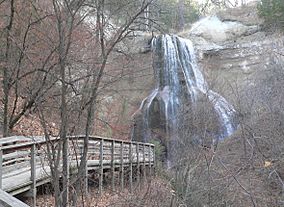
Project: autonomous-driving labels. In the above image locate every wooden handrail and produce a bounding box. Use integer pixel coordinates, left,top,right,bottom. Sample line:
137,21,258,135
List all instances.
0,135,154,151
0,189,29,207
0,135,155,206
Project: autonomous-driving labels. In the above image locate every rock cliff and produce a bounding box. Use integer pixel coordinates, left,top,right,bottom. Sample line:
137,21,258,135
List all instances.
181,2,284,116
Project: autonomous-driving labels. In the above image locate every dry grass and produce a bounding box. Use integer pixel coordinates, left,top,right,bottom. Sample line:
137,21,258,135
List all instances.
24,176,173,207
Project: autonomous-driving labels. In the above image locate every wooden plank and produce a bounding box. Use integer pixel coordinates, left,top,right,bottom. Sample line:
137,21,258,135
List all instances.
153,146,155,174
1,135,154,152
1,156,148,192
0,136,43,145
3,158,30,166
2,151,30,161
65,136,70,202
136,143,140,188
87,136,154,146
0,146,2,189
0,189,30,207
30,144,36,207
120,142,124,190
3,162,33,177
129,143,133,193
143,144,146,183
0,135,155,198
111,140,115,193
99,139,103,195
1,137,58,151
148,145,152,176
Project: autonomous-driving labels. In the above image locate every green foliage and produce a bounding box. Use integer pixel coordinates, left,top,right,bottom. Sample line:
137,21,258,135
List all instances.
149,139,166,161
104,0,140,24
103,0,200,32
258,0,284,28
154,0,200,31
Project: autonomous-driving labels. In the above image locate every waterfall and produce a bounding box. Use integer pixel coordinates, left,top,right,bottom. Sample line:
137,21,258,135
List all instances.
132,34,236,150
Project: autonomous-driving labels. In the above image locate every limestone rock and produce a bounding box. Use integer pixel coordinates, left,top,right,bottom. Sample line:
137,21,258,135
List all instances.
189,16,260,43
217,1,264,26
118,32,153,54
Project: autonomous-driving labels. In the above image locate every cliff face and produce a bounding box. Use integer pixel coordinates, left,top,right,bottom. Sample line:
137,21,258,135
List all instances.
128,3,284,144
173,4,284,206
130,3,284,143
181,2,284,121
96,46,154,139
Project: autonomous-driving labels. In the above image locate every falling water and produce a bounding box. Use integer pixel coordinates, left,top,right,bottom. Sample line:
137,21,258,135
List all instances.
133,34,236,146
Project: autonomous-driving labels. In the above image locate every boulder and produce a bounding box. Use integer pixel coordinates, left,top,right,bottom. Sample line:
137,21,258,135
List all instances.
189,16,260,43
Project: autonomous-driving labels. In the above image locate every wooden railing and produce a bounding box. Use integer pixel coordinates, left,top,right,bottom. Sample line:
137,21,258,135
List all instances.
0,135,155,206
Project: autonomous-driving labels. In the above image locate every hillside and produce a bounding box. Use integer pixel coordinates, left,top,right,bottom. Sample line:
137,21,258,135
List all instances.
1,0,284,206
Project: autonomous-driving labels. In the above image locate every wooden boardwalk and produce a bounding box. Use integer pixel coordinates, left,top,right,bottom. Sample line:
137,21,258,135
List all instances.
0,135,155,206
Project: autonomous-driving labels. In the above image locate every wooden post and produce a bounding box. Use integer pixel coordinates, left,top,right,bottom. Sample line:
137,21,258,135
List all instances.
30,144,36,207
79,142,88,194
120,141,124,190
0,145,2,189
67,137,70,198
85,165,88,195
99,139,104,195
111,140,115,193
153,145,156,175
143,143,146,182
148,144,152,177
136,143,140,188
129,143,133,193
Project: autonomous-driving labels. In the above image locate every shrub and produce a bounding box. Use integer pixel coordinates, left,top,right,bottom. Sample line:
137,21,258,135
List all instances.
258,0,284,28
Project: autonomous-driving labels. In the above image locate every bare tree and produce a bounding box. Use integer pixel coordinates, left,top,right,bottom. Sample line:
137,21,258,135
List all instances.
71,0,155,205
177,0,185,31
2,0,15,137
1,0,59,136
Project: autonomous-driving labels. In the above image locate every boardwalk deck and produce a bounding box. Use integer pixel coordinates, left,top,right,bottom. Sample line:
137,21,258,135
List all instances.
0,136,155,205
0,189,29,207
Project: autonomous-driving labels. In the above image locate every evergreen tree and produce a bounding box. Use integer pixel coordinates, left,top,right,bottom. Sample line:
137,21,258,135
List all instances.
258,0,284,28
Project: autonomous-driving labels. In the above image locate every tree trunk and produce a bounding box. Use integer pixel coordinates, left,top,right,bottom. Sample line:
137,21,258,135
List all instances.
60,55,69,207
53,0,73,205
58,14,69,207
72,1,104,203
3,0,15,137
177,0,185,31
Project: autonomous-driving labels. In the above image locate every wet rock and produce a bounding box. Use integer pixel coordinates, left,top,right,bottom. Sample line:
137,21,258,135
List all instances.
132,35,236,159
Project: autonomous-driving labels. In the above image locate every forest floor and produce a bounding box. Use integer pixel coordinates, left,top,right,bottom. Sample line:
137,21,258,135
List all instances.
22,176,172,207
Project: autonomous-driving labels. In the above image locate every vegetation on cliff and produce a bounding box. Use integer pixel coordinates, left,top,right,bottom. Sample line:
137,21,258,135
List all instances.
1,0,284,206
258,0,284,29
